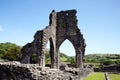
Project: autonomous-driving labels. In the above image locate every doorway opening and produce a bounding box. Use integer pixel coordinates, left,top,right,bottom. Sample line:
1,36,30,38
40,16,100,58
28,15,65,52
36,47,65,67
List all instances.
59,39,76,67
45,40,51,67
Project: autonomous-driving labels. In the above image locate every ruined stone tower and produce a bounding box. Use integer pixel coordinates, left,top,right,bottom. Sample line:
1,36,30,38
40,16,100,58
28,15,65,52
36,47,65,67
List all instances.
20,9,86,69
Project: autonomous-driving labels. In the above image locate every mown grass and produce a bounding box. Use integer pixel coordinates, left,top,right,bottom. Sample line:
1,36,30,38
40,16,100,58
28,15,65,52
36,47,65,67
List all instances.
109,73,120,80
84,72,105,80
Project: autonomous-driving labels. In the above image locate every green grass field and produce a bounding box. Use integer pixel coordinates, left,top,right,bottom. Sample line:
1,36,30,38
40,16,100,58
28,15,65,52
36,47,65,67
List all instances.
83,72,105,80
109,73,120,80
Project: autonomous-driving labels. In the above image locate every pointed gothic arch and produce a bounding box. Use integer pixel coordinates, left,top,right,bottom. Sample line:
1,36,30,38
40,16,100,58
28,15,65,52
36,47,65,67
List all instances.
59,39,76,66
59,39,75,56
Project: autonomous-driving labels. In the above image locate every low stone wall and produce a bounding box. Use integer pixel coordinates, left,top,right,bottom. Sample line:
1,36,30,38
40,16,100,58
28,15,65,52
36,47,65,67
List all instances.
0,58,4,62
94,64,120,72
0,61,93,80
0,61,33,80
105,72,111,80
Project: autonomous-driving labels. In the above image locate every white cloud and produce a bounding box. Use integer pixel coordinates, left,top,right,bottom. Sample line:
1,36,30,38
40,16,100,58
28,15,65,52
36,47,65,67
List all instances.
0,25,3,32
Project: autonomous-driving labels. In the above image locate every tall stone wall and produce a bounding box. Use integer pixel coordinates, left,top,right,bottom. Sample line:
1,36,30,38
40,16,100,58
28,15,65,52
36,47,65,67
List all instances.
56,10,86,68
20,9,86,69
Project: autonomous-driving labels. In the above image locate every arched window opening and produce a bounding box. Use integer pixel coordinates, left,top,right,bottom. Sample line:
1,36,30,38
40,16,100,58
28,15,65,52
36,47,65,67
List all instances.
45,40,51,67
45,38,54,68
59,39,76,67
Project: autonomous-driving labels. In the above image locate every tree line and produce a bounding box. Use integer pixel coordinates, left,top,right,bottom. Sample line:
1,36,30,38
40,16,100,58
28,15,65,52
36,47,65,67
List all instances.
0,42,75,64
0,42,120,66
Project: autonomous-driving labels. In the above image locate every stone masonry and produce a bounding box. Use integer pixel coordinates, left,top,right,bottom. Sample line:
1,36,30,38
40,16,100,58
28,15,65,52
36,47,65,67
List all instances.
0,61,93,80
20,9,86,69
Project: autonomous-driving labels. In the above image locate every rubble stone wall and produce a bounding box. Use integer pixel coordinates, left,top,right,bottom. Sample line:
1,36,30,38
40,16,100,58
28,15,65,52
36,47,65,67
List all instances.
0,62,93,80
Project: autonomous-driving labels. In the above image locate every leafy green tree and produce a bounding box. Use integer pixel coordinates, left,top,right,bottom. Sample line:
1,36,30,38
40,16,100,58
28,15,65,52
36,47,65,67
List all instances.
67,57,75,64
30,52,37,63
30,50,51,64
45,50,50,64
1,44,21,61
102,60,115,65
0,42,16,56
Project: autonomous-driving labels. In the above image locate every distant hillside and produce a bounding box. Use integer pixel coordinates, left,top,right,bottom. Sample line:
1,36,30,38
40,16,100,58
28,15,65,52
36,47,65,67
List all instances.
44,50,75,64
84,54,120,65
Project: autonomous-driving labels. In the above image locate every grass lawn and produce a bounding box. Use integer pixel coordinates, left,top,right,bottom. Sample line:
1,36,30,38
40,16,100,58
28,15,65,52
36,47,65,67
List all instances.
109,73,120,80
83,72,105,80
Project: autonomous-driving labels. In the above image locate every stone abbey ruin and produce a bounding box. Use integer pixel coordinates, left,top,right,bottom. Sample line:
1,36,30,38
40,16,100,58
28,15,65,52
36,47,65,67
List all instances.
0,9,94,80
20,9,86,69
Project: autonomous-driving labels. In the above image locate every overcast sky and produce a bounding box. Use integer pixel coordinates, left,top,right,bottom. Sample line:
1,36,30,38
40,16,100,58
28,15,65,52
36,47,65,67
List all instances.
0,0,120,56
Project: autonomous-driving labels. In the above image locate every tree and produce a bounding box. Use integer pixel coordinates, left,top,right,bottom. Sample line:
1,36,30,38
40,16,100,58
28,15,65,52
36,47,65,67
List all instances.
30,52,37,63
67,57,75,64
0,42,22,61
